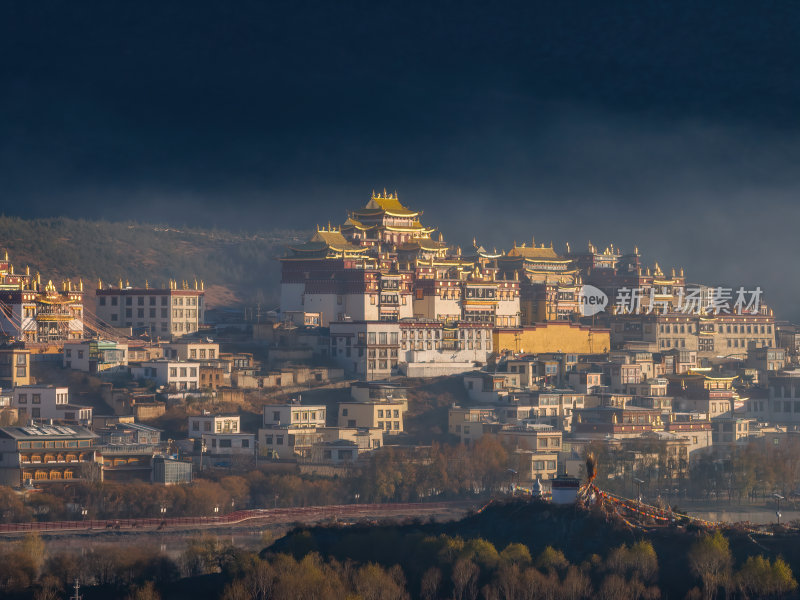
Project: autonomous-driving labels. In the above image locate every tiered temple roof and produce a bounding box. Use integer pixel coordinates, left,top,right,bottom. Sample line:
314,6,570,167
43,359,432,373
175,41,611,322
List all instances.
284,227,370,260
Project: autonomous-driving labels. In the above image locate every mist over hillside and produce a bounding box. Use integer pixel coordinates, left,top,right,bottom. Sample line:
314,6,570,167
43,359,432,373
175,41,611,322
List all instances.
0,216,303,309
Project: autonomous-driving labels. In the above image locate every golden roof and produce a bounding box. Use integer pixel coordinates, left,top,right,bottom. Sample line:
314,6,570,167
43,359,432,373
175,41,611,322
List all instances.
354,190,420,217
287,228,368,256
384,222,433,232
310,229,365,252
398,238,446,252
344,217,377,231
506,244,562,260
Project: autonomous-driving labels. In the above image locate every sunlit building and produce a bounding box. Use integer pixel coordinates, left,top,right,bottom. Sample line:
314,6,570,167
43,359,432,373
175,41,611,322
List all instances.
0,253,84,343
95,280,205,338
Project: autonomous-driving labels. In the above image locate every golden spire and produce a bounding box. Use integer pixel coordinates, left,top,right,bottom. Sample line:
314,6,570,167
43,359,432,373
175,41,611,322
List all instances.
194,278,198,290
119,278,123,288
79,279,83,292
98,279,103,290
145,280,149,289
201,280,205,291
25,265,29,276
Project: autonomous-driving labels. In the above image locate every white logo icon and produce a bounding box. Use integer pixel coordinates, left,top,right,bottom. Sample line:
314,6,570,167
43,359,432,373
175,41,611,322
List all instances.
579,285,608,317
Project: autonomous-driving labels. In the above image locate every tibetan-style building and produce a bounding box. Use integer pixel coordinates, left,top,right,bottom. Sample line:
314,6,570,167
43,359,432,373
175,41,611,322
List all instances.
281,191,521,327
496,240,580,324
342,191,436,250
0,253,84,343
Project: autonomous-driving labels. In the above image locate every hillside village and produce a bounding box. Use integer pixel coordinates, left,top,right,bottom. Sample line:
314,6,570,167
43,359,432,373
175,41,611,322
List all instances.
0,193,798,513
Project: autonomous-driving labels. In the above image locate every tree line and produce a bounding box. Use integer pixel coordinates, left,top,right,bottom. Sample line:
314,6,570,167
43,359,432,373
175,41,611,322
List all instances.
0,438,513,523
0,514,797,598
222,529,797,600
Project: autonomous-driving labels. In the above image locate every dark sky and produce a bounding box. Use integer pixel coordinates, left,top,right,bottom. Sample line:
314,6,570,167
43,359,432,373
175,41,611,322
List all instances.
2,1,800,318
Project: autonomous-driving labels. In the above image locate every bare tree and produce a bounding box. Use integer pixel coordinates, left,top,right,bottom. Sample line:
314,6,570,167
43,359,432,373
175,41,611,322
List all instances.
452,559,480,600
688,531,732,600
421,567,442,600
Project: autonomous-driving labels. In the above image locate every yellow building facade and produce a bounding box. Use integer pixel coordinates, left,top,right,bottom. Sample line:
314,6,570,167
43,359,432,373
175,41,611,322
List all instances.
338,401,404,434
493,322,610,355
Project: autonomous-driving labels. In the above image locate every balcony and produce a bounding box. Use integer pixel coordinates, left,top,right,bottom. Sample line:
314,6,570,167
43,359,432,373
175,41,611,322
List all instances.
98,444,164,455
20,453,87,464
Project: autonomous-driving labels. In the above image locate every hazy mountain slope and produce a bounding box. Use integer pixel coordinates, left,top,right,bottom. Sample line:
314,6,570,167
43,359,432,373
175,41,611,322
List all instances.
0,216,304,308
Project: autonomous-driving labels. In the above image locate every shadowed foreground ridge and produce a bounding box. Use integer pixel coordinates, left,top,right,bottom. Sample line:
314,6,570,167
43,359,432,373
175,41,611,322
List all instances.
264,499,800,600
